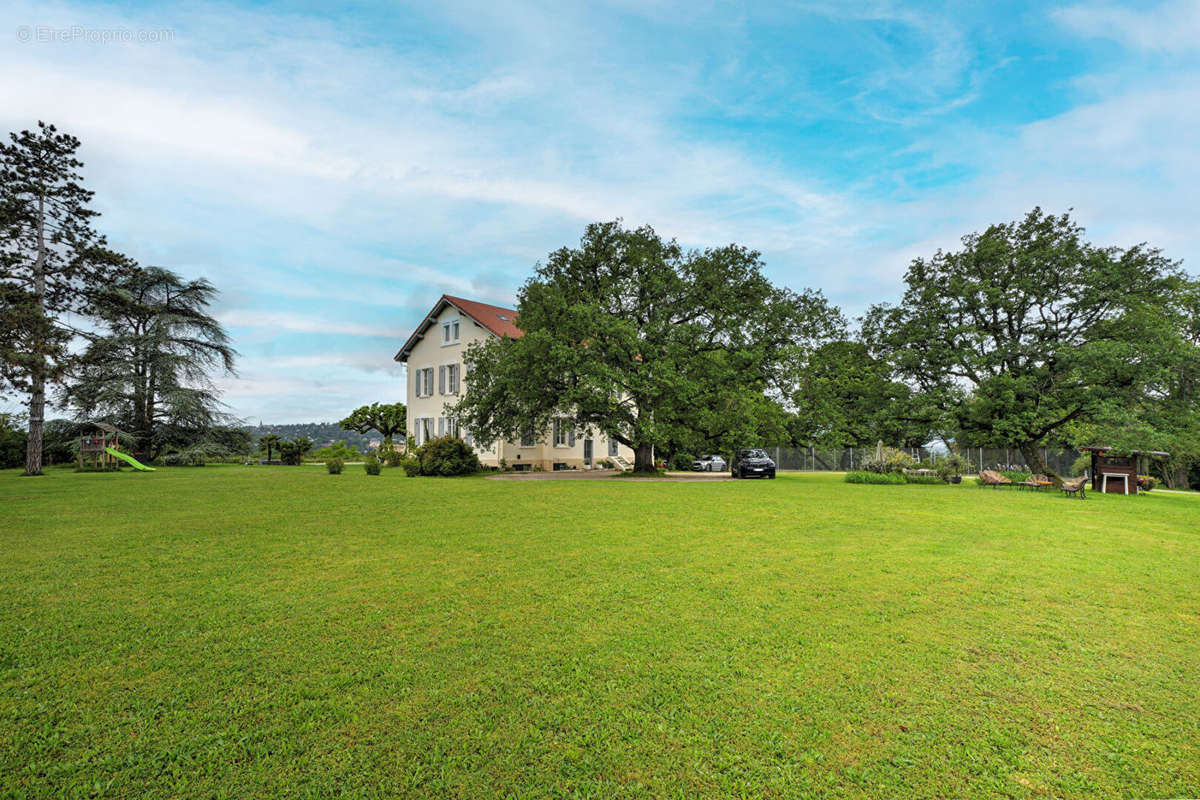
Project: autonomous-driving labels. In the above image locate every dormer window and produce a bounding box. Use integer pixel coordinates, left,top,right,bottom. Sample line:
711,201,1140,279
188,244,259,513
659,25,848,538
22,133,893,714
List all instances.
442,319,460,344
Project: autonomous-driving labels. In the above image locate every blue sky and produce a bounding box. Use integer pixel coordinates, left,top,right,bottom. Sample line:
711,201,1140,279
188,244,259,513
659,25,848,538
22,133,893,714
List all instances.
3,0,1198,422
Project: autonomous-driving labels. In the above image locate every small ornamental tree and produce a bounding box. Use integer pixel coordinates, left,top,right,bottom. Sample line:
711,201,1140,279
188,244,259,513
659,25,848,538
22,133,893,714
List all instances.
339,402,406,454
258,433,280,462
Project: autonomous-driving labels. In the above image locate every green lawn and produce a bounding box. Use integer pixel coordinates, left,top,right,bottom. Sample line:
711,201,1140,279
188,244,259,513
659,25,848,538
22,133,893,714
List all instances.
2,467,1197,798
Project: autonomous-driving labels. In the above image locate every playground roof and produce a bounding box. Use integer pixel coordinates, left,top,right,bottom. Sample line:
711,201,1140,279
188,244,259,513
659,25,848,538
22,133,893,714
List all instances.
1078,446,1170,457
86,421,120,434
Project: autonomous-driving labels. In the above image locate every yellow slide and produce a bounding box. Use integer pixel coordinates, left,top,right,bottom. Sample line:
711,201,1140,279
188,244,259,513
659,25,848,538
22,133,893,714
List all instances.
104,447,156,471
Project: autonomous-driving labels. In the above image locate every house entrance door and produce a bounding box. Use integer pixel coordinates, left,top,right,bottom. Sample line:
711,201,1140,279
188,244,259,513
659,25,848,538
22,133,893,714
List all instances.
583,438,593,465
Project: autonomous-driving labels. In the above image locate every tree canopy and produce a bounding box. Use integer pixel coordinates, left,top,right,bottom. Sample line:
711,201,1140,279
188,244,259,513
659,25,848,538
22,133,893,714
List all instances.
62,264,236,461
452,220,843,471
863,208,1186,477
0,121,119,474
339,402,406,450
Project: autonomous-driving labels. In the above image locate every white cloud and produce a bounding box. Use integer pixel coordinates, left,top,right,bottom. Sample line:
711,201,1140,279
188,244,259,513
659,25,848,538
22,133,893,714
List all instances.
1054,0,1200,52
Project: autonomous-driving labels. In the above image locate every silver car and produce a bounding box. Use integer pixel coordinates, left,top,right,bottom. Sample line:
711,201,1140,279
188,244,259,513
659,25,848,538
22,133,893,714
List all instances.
692,454,727,472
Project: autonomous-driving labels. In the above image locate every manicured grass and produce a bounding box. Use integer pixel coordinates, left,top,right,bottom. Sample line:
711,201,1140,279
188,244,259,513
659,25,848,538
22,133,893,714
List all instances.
2,467,1198,798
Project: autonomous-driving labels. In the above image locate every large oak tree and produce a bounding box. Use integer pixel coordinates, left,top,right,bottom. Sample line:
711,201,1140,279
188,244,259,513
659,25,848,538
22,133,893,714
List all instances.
452,221,843,471
864,208,1186,477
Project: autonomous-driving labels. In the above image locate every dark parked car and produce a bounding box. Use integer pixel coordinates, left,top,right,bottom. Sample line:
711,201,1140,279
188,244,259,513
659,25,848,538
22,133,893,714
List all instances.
730,448,776,479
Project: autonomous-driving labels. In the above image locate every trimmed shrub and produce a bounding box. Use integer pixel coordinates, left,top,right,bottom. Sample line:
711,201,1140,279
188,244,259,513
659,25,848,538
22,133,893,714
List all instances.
904,474,944,485
671,453,695,471
413,436,481,477
363,453,381,475
326,458,344,474
845,470,906,484
400,456,421,477
383,449,404,467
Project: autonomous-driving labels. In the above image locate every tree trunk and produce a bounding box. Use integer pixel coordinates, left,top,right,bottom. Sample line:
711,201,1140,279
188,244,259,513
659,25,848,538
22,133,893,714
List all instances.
633,442,655,472
24,193,47,476
1018,442,1059,484
1170,465,1188,491
24,377,45,476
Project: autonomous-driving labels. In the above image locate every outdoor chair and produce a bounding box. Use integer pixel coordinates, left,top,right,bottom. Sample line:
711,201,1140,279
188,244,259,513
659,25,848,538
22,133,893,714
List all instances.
979,469,1012,488
1061,476,1087,499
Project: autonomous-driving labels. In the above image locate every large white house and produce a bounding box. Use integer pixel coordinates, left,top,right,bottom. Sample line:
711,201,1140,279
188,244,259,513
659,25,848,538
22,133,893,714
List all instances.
394,294,633,470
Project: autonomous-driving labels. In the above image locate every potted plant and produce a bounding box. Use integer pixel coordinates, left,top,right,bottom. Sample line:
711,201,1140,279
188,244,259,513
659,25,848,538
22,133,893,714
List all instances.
936,453,968,484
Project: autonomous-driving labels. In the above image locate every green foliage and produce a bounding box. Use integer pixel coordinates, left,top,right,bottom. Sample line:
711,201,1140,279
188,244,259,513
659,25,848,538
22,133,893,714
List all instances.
1138,475,1157,491
400,456,421,477
60,265,236,462
412,436,481,477
452,220,843,471
934,453,969,482
278,437,312,466
865,208,1187,476
257,433,281,461
383,449,404,468
670,453,695,471
0,412,23,469
903,473,945,485
788,340,939,448
339,402,406,451
862,447,916,474
326,458,344,475
363,452,381,475
844,470,906,484
1,122,123,475
312,441,359,461
161,441,230,466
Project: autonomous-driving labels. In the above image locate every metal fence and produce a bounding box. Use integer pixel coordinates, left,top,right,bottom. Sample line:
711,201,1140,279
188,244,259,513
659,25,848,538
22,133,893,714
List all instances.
766,446,1084,475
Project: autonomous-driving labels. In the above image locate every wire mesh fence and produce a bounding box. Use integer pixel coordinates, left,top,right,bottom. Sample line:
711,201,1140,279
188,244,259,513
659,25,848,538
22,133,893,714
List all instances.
766,446,1084,475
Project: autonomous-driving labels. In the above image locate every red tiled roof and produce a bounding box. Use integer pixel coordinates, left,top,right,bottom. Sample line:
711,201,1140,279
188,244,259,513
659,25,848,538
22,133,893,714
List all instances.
442,295,522,339
394,294,522,362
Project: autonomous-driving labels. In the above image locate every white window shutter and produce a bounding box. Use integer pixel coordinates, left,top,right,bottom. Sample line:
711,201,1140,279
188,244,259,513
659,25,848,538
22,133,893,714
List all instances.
569,427,576,447
438,365,446,395
413,370,421,398
438,417,445,436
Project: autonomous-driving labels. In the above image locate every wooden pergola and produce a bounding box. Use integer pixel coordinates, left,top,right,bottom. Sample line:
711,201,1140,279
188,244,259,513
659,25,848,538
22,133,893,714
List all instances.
1078,446,1170,495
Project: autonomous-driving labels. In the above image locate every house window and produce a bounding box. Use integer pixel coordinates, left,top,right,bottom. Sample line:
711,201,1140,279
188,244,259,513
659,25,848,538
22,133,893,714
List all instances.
439,363,460,396
520,423,536,448
442,319,460,344
553,417,575,448
414,417,434,445
414,367,434,398
609,438,619,457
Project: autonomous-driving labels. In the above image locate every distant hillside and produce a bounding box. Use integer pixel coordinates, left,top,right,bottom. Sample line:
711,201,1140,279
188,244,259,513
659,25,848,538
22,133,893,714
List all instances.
245,422,382,449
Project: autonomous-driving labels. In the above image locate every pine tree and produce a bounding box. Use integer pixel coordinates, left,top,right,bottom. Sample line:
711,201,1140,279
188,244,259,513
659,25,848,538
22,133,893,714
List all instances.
0,122,115,475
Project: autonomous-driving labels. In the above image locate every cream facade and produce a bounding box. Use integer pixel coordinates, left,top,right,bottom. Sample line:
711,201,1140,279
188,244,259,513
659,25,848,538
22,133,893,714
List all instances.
396,295,634,471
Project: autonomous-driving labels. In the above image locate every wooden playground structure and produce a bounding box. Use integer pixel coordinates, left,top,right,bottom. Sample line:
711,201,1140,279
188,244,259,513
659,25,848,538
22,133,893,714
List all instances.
79,422,122,470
